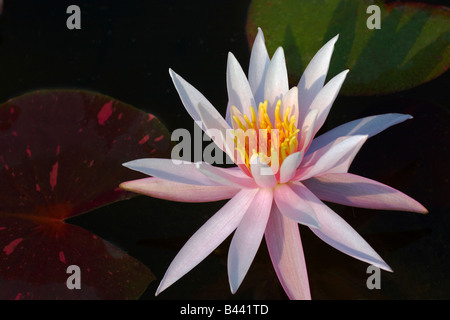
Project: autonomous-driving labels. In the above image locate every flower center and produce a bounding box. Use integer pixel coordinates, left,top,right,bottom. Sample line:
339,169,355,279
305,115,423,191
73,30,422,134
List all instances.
231,99,299,172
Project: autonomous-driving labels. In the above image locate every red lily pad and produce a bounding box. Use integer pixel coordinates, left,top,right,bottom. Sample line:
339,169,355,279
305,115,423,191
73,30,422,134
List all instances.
0,89,172,299
246,0,450,95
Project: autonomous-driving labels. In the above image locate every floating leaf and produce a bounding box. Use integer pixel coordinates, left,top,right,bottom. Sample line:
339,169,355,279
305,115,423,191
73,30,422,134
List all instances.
0,90,172,299
246,0,449,95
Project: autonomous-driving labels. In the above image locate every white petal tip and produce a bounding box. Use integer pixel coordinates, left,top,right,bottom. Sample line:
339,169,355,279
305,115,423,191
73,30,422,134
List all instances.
155,282,167,296
122,161,133,169
227,51,236,61
416,205,429,214
382,264,393,273
274,46,285,56
229,285,238,294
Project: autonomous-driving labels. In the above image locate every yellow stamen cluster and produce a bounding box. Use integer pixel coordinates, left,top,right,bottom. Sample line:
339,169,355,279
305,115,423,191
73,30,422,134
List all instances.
232,99,299,171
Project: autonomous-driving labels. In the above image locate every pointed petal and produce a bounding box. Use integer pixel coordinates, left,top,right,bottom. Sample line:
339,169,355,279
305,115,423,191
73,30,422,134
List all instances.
308,113,413,155
279,151,303,184
298,35,339,125
196,101,236,163
196,162,258,188
264,47,289,120
273,183,320,228
120,177,240,202
197,102,252,177
308,70,349,137
225,101,232,126
280,87,299,127
196,101,231,134
265,205,311,300
155,188,259,295
227,52,256,118
303,173,428,214
123,158,220,186
228,188,273,293
296,135,368,181
250,157,278,188
299,108,319,153
290,182,392,271
169,69,216,123
248,27,270,104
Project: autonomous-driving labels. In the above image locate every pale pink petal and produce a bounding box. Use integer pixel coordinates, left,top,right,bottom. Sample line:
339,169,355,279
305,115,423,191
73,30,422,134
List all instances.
265,205,311,300
196,101,231,136
120,177,240,202
197,101,239,166
264,47,289,120
322,134,369,174
297,35,339,125
303,173,428,213
273,183,320,228
280,87,299,127
228,188,273,293
227,52,256,118
308,113,413,155
225,101,232,126
290,182,392,271
308,70,349,137
279,151,303,184
169,68,217,124
296,135,368,181
248,27,270,104
250,157,278,188
155,188,259,295
299,108,319,153
196,162,258,188
122,158,220,186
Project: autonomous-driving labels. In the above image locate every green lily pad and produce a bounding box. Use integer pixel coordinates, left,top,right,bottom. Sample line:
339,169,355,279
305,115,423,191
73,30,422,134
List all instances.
246,0,449,95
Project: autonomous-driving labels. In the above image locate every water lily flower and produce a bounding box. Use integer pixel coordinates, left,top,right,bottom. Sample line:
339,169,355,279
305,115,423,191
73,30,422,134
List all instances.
121,28,427,299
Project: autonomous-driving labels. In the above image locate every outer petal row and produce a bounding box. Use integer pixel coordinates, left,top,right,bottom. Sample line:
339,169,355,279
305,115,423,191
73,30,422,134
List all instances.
273,183,320,228
123,158,255,188
120,177,240,203
289,182,392,272
265,205,311,300
295,135,368,181
308,113,413,155
228,188,273,293
123,158,220,186
155,188,259,295
303,173,428,213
